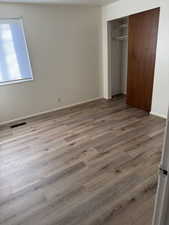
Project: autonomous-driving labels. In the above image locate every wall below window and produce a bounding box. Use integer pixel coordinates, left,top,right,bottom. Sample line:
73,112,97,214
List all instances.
0,3,101,124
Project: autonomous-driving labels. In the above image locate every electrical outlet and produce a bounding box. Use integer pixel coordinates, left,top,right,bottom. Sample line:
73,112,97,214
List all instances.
57,98,61,103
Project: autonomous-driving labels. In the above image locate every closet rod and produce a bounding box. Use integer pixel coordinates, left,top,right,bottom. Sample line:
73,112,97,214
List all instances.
120,24,128,28
112,35,128,41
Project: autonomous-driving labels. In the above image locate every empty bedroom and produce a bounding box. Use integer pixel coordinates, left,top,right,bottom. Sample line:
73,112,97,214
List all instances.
0,0,169,225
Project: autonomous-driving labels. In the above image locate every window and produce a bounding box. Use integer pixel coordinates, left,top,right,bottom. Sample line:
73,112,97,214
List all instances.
0,18,33,85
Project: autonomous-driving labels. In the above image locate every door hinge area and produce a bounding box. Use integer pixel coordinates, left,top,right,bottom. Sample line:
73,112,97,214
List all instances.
159,168,168,176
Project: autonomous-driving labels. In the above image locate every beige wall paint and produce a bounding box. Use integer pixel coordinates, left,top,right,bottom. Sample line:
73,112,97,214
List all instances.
0,3,101,124
102,0,169,118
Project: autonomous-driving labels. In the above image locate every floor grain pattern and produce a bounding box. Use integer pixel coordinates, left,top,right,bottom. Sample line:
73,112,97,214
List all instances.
0,96,165,225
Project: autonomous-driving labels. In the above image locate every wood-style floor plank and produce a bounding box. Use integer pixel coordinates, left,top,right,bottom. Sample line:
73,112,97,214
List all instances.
0,96,165,225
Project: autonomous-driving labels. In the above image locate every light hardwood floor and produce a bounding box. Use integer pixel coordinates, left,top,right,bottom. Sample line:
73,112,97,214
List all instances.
0,96,166,225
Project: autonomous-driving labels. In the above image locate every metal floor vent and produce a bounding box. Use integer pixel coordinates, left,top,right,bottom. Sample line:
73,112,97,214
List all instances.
10,122,27,129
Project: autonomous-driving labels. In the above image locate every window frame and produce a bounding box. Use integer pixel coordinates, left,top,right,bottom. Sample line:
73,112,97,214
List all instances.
0,17,33,86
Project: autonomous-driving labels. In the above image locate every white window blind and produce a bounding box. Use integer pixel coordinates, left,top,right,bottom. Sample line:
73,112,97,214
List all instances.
0,18,33,85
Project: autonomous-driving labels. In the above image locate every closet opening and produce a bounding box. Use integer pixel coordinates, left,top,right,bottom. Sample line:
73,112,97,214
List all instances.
108,8,160,113
108,17,128,99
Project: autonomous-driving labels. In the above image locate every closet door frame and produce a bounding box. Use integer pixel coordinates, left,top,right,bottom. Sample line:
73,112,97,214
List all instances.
106,7,161,102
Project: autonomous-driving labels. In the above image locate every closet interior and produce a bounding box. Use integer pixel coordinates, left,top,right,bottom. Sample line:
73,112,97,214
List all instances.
110,17,128,97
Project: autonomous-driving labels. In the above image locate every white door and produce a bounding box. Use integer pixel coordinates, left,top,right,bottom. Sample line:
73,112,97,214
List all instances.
152,110,169,225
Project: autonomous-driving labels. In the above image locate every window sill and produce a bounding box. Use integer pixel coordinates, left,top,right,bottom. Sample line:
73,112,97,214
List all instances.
0,78,33,87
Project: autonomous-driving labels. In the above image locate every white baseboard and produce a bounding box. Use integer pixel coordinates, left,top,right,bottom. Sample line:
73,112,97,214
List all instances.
150,111,167,119
0,97,102,126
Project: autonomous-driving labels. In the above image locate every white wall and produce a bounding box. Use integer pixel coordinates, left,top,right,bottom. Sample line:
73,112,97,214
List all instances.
0,3,101,124
102,0,169,118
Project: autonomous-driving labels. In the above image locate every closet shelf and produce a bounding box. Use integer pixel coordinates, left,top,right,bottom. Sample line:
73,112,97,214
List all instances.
120,24,128,28
112,35,128,41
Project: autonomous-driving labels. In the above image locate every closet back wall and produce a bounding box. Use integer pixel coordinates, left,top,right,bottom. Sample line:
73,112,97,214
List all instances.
0,3,101,124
